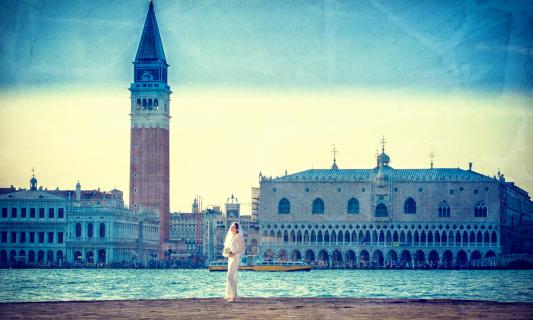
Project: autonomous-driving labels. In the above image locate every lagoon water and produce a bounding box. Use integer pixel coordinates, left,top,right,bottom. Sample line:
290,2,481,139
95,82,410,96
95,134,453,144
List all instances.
0,269,532,303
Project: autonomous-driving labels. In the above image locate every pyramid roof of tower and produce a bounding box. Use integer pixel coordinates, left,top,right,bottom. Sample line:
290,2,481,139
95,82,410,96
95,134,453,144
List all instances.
135,1,166,63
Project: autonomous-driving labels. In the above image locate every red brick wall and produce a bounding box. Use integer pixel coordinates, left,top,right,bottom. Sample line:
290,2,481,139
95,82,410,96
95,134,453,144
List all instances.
130,127,170,245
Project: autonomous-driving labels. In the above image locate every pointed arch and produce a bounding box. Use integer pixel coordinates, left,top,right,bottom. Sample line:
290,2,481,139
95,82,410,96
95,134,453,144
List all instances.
438,201,451,217
278,198,290,214
347,198,360,214
312,198,325,214
475,201,487,218
404,197,416,214
375,203,388,217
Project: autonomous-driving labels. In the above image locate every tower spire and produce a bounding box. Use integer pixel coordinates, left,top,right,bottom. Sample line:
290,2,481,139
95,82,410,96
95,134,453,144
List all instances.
135,0,166,63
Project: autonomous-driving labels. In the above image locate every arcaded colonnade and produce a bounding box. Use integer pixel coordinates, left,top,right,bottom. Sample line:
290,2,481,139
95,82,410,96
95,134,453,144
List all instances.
259,222,499,268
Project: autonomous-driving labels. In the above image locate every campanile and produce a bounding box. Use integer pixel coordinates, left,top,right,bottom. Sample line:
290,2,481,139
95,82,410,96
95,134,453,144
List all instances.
130,1,170,247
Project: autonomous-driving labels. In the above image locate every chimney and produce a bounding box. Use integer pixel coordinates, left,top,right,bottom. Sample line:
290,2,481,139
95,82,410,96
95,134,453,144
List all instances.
468,162,472,171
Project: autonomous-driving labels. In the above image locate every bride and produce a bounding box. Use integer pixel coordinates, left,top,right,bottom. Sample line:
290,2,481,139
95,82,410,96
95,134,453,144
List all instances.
223,222,245,302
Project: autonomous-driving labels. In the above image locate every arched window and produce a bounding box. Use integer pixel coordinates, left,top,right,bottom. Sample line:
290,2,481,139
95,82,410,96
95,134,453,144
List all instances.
404,197,416,214
347,198,359,214
474,202,487,218
154,99,159,109
99,223,106,238
142,99,147,109
75,223,82,238
438,201,450,217
312,198,324,214
375,203,388,217
88,223,94,238
136,99,141,109
278,198,290,214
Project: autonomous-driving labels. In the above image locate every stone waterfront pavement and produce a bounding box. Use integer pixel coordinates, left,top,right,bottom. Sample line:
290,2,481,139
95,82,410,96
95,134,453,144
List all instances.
1,298,532,319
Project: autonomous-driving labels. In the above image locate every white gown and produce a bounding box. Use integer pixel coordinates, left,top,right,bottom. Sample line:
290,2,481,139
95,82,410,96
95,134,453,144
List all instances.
225,234,244,300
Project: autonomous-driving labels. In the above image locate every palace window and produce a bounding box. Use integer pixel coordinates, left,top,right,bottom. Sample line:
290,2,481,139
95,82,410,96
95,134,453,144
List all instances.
278,198,290,214
20,232,26,243
75,223,82,238
312,198,325,214
58,232,64,244
474,202,487,218
1,208,6,218
347,198,359,214
58,208,64,219
11,208,17,218
136,99,141,109
48,208,54,218
404,198,416,214
88,223,94,238
375,203,388,217
47,232,54,243
21,208,27,218
39,208,45,218
30,208,35,218
99,223,106,238
11,231,16,243
438,201,450,218
1,231,6,243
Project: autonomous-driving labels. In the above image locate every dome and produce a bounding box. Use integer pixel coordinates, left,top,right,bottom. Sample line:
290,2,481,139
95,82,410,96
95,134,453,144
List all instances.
378,152,390,166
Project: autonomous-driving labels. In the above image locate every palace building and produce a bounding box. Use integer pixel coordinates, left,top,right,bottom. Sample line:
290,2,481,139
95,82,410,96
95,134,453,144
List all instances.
258,144,533,268
0,176,160,267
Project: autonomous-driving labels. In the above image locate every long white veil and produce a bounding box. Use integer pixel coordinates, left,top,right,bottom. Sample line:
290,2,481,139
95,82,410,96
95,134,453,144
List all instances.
224,222,236,249
224,222,244,253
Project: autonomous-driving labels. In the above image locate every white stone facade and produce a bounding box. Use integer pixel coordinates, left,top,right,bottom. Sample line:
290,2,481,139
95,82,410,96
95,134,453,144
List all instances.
0,189,67,266
66,202,160,266
258,153,529,268
0,178,160,267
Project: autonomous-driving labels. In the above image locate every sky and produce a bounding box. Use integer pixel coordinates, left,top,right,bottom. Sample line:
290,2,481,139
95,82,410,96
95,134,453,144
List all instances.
0,0,532,212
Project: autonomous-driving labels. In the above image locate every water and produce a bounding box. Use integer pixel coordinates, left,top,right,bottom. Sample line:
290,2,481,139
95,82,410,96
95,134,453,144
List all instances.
0,269,532,303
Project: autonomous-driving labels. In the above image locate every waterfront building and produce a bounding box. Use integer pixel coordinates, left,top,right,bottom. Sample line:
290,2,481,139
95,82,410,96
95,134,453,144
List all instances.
258,144,533,268
129,0,171,249
0,175,67,266
169,196,260,265
65,187,160,267
0,176,160,267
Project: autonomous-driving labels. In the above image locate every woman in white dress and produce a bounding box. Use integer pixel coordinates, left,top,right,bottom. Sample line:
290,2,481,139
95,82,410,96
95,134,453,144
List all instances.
224,222,245,302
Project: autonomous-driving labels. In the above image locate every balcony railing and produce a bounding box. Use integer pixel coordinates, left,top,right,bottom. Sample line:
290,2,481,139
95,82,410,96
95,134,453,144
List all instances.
67,236,134,243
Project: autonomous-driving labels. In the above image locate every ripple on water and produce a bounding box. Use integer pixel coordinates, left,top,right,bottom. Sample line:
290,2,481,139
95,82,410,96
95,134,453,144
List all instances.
1,269,532,302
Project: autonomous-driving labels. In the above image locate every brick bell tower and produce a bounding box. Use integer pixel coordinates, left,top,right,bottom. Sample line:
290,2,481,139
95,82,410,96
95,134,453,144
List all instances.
130,1,170,250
